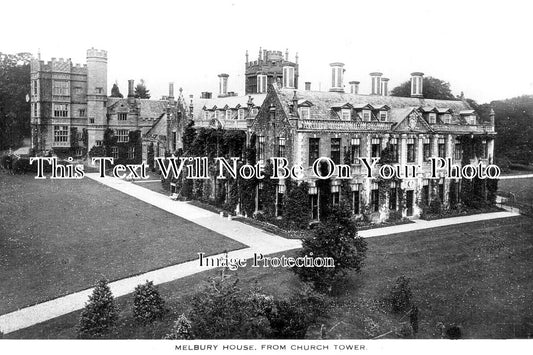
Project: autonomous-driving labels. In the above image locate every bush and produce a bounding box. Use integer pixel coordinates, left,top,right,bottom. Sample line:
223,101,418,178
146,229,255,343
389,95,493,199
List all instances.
292,201,367,292
446,325,462,339
268,283,330,339
387,209,403,222
188,275,274,339
164,314,193,339
133,281,166,325
385,276,413,314
77,279,118,338
428,199,442,215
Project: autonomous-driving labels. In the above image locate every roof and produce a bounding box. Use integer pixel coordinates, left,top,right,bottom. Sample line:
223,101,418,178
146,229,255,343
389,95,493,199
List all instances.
191,94,266,119
276,88,472,123
106,97,169,119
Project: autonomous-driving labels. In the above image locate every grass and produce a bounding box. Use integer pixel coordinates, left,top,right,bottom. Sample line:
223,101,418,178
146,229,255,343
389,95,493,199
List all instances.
7,215,533,339
0,172,245,315
498,177,533,206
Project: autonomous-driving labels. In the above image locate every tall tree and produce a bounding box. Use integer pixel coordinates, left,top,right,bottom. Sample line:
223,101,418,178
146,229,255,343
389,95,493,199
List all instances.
134,78,150,99
110,82,123,98
390,76,456,100
0,52,32,150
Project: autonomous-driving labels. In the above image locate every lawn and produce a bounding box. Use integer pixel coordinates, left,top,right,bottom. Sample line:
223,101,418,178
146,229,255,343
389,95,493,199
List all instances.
0,172,245,315
7,215,533,339
498,177,533,206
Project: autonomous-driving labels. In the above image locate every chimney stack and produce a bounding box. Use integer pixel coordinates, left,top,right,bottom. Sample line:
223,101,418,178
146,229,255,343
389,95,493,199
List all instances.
285,48,289,61
168,82,174,99
349,81,360,94
329,62,345,93
410,72,424,98
305,82,311,91
128,79,135,97
381,78,389,96
282,65,295,89
218,73,229,97
369,72,383,95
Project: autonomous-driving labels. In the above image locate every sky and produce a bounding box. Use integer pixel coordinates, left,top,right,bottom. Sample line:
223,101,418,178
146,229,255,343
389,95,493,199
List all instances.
2,0,532,103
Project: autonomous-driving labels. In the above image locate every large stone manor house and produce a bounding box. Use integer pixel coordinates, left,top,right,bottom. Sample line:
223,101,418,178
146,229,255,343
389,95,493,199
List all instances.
30,47,496,222
190,50,496,222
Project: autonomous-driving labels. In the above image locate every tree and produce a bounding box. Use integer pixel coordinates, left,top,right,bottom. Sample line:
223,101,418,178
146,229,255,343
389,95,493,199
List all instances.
390,76,456,100
134,79,151,99
110,82,123,98
164,314,194,339
132,281,166,325
293,201,368,292
0,52,32,150
283,180,311,230
77,279,118,338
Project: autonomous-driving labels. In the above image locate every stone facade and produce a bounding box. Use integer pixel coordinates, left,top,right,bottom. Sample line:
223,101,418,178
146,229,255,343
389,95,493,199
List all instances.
30,49,186,162
251,84,496,222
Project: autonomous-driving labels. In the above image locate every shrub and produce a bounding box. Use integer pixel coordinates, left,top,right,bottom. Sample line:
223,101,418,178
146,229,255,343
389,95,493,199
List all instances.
387,209,403,222
446,325,462,339
77,279,118,338
188,275,274,339
268,283,330,339
292,201,368,292
133,281,166,325
385,276,413,314
164,314,193,339
428,199,442,215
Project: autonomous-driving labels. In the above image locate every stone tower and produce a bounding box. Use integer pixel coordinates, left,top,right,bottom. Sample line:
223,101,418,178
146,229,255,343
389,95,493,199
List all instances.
86,48,108,149
244,48,299,95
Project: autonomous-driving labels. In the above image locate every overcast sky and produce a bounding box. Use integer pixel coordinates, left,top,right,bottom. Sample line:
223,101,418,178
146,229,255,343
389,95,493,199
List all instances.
3,0,532,103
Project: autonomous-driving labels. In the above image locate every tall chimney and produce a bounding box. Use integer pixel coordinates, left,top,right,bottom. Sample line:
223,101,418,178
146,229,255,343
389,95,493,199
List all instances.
381,78,389,96
410,72,424,98
329,62,345,93
305,82,311,91
369,72,383,95
128,79,135,97
285,48,289,61
349,81,360,94
218,73,229,97
168,82,174,99
282,65,295,89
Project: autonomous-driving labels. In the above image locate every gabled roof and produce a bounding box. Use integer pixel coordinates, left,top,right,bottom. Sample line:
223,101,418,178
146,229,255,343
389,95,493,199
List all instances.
331,102,354,109
193,94,266,119
274,87,471,122
420,106,439,113
297,99,314,107
436,107,453,114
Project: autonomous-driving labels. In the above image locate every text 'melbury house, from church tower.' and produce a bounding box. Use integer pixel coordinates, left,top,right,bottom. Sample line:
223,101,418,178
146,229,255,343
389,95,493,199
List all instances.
189,48,495,223
29,48,187,163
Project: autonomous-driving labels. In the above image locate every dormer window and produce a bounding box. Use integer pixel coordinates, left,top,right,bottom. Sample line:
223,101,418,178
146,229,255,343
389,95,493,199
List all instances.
465,115,476,125
379,111,388,121
341,109,351,120
441,114,451,124
299,107,310,119
225,109,232,120
362,110,371,121
204,110,209,120
214,110,218,119
428,113,437,124
238,108,244,120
